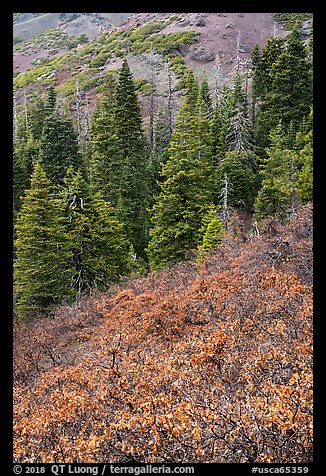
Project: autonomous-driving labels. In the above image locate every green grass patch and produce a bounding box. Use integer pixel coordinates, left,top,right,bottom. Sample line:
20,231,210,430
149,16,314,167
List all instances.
273,13,312,30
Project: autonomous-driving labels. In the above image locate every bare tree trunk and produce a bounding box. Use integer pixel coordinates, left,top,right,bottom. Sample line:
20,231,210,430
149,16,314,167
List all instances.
232,30,247,77
235,30,241,73
273,21,277,37
13,94,18,141
244,60,249,98
148,46,156,152
166,62,173,138
83,96,91,147
23,91,28,130
213,51,222,103
76,79,81,144
220,172,230,231
57,91,66,115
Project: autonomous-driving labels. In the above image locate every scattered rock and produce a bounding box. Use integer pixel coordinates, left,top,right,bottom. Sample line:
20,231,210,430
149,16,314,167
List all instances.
178,18,190,27
190,47,215,62
177,43,191,55
299,19,313,37
195,16,206,27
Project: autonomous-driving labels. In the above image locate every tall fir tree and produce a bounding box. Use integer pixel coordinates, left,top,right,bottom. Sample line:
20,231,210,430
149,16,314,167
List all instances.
61,167,132,296
250,43,263,144
266,29,312,128
88,74,123,207
147,74,214,269
14,163,73,320
200,71,213,117
210,84,231,164
258,35,285,97
146,105,172,208
254,122,296,220
253,30,312,150
13,96,45,220
251,44,264,103
13,120,36,220
39,86,84,186
27,92,46,140
252,35,284,149
114,59,149,257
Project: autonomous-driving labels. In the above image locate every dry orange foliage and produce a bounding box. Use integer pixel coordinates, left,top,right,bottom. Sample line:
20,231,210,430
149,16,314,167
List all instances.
13,204,313,463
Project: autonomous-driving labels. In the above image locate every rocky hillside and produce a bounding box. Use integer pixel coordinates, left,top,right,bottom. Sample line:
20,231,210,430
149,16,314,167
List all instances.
13,12,313,131
13,12,287,76
13,13,132,41
13,14,284,98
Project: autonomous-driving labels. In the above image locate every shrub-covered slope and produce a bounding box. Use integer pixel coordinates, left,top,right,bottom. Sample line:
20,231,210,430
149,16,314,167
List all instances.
14,13,290,97
13,204,313,463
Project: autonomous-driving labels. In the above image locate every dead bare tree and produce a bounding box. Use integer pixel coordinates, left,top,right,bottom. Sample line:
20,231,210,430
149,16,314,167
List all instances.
23,91,28,130
166,61,173,138
75,78,82,144
219,172,231,231
148,45,156,153
13,94,18,141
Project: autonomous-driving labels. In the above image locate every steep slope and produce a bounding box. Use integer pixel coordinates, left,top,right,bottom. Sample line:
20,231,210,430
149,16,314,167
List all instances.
13,13,286,93
13,12,295,135
14,204,313,463
13,13,133,41
13,12,314,139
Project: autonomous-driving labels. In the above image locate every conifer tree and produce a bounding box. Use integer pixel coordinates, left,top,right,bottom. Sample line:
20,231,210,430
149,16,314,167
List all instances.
252,36,284,149
251,44,264,103
258,35,285,96
146,105,172,206
200,71,213,117
27,92,46,140
13,148,27,222
147,74,214,269
201,217,224,253
210,104,226,165
295,123,313,204
61,167,132,295
254,122,295,221
266,29,312,129
46,85,57,113
183,69,199,110
250,43,263,142
13,91,58,221
13,94,47,220
14,163,73,320
114,59,149,257
211,73,254,165
218,151,255,210
39,87,84,186
13,118,34,219
88,74,122,206
197,204,224,256
253,31,312,149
